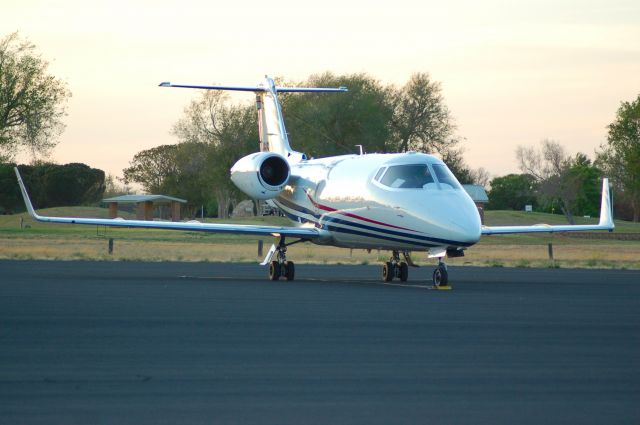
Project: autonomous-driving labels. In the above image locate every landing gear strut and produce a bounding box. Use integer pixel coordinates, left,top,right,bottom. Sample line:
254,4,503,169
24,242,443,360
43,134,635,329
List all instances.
381,251,409,283
267,236,296,281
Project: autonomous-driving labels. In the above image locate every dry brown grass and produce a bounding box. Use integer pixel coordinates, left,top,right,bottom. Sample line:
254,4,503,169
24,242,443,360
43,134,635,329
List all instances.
1,236,638,269
448,244,640,269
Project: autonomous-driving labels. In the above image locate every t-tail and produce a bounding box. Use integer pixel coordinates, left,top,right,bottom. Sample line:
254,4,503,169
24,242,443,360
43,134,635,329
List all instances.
159,76,347,162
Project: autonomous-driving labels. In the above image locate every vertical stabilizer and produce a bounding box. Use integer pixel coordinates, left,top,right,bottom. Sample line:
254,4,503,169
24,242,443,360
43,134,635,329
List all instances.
256,77,296,158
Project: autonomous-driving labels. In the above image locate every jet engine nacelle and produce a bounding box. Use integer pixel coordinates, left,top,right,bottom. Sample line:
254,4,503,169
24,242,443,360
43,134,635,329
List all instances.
230,152,290,200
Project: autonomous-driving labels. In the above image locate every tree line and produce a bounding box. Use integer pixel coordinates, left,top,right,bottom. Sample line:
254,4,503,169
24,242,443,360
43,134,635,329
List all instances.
0,162,105,214
1,31,638,221
123,72,485,218
487,95,640,223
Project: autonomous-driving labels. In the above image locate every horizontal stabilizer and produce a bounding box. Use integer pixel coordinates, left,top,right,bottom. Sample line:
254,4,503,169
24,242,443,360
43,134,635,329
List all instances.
159,82,265,92
159,82,348,93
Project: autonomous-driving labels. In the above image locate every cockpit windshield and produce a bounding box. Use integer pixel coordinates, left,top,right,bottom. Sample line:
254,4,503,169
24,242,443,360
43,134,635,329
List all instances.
432,164,462,190
378,164,435,189
376,163,462,190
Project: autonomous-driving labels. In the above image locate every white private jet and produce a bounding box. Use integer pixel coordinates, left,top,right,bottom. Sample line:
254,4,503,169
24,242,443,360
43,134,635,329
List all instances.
14,76,614,287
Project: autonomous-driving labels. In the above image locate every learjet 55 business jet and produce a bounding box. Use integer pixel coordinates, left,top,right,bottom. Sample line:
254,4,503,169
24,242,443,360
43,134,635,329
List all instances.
15,76,614,286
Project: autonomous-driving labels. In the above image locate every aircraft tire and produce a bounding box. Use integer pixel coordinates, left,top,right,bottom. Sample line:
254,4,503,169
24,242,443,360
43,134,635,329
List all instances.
399,262,409,282
285,261,295,281
432,265,448,286
269,261,281,280
382,262,393,282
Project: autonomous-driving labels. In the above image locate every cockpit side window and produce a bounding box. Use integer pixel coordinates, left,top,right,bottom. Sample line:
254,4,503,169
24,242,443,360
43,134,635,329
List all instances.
374,167,386,181
379,164,435,189
432,164,462,190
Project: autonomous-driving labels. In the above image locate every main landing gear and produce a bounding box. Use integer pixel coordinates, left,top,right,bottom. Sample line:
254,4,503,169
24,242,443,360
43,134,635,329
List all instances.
381,251,409,283
380,251,450,288
267,237,297,281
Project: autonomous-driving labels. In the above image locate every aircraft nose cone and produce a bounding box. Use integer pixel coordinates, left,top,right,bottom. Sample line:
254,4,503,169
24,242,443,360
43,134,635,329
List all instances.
446,210,481,244
433,194,482,245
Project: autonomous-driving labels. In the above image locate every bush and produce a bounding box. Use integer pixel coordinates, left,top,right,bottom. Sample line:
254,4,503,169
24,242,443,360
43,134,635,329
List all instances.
0,162,105,213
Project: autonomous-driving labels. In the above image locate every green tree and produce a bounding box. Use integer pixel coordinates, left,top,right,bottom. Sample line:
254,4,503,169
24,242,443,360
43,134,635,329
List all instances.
0,162,21,213
388,72,458,156
172,90,257,218
568,154,601,218
1,162,104,213
486,174,538,211
597,94,640,221
123,143,207,217
41,163,105,207
123,144,181,194
126,90,258,219
0,32,71,161
282,72,464,178
516,140,602,222
281,72,392,157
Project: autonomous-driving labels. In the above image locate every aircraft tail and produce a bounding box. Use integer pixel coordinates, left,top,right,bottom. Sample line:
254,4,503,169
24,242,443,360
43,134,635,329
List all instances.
160,76,347,162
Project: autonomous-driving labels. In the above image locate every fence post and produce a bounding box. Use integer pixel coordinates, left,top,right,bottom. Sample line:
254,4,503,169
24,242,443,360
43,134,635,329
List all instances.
548,243,554,267
108,238,114,255
258,240,263,257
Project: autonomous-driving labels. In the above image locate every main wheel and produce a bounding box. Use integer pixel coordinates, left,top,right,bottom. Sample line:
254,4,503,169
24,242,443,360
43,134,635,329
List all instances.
432,265,448,287
269,261,281,280
382,262,393,282
285,261,295,281
399,262,409,282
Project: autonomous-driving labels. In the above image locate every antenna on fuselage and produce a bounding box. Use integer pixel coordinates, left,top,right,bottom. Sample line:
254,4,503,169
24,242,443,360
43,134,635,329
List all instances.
355,145,364,155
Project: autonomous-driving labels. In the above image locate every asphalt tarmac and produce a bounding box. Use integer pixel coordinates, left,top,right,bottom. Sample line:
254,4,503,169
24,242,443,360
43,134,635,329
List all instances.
1,260,638,425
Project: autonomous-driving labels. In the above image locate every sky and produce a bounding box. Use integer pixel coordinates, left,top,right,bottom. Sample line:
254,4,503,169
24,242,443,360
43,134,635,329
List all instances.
2,0,639,182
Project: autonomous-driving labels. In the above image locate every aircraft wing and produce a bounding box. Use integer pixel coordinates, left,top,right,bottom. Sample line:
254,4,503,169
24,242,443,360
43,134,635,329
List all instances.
14,168,320,239
481,178,614,235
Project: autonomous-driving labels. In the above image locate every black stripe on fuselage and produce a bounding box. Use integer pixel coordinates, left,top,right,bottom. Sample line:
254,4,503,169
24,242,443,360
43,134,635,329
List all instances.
274,199,470,248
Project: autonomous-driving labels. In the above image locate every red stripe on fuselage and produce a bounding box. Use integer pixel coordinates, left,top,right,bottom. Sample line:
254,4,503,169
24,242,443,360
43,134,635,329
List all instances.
306,193,421,233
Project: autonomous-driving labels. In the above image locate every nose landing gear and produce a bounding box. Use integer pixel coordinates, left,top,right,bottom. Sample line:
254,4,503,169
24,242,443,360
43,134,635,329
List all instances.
433,258,449,288
432,258,450,289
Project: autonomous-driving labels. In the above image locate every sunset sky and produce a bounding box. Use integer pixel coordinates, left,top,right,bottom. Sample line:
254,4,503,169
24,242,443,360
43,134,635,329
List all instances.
3,0,639,182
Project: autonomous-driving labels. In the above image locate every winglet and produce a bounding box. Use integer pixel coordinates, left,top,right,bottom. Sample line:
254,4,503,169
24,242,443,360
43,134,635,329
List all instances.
14,167,40,219
598,178,614,230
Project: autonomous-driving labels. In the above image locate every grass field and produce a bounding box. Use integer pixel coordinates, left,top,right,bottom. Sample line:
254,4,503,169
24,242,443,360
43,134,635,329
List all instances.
1,207,639,269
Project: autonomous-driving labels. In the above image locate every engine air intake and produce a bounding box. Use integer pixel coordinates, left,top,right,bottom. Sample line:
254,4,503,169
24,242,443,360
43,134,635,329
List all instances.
260,156,289,187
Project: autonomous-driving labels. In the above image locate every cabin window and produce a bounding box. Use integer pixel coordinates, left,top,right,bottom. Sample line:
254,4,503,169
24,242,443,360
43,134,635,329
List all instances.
379,164,435,189
432,164,462,190
374,167,386,181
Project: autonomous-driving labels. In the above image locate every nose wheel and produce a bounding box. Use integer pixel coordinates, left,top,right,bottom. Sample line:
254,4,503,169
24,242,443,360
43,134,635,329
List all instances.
432,264,448,286
432,258,451,289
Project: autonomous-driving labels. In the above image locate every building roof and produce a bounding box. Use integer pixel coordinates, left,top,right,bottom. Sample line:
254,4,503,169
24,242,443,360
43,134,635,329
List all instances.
102,194,187,204
462,184,489,203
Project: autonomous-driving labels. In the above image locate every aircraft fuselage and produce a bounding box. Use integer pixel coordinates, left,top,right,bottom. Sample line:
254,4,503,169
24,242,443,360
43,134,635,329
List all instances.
273,152,482,251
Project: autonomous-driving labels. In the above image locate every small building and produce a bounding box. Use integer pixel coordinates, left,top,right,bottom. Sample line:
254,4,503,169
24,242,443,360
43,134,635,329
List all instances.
463,184,489,224
102,195,187,221
232,199,256,218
